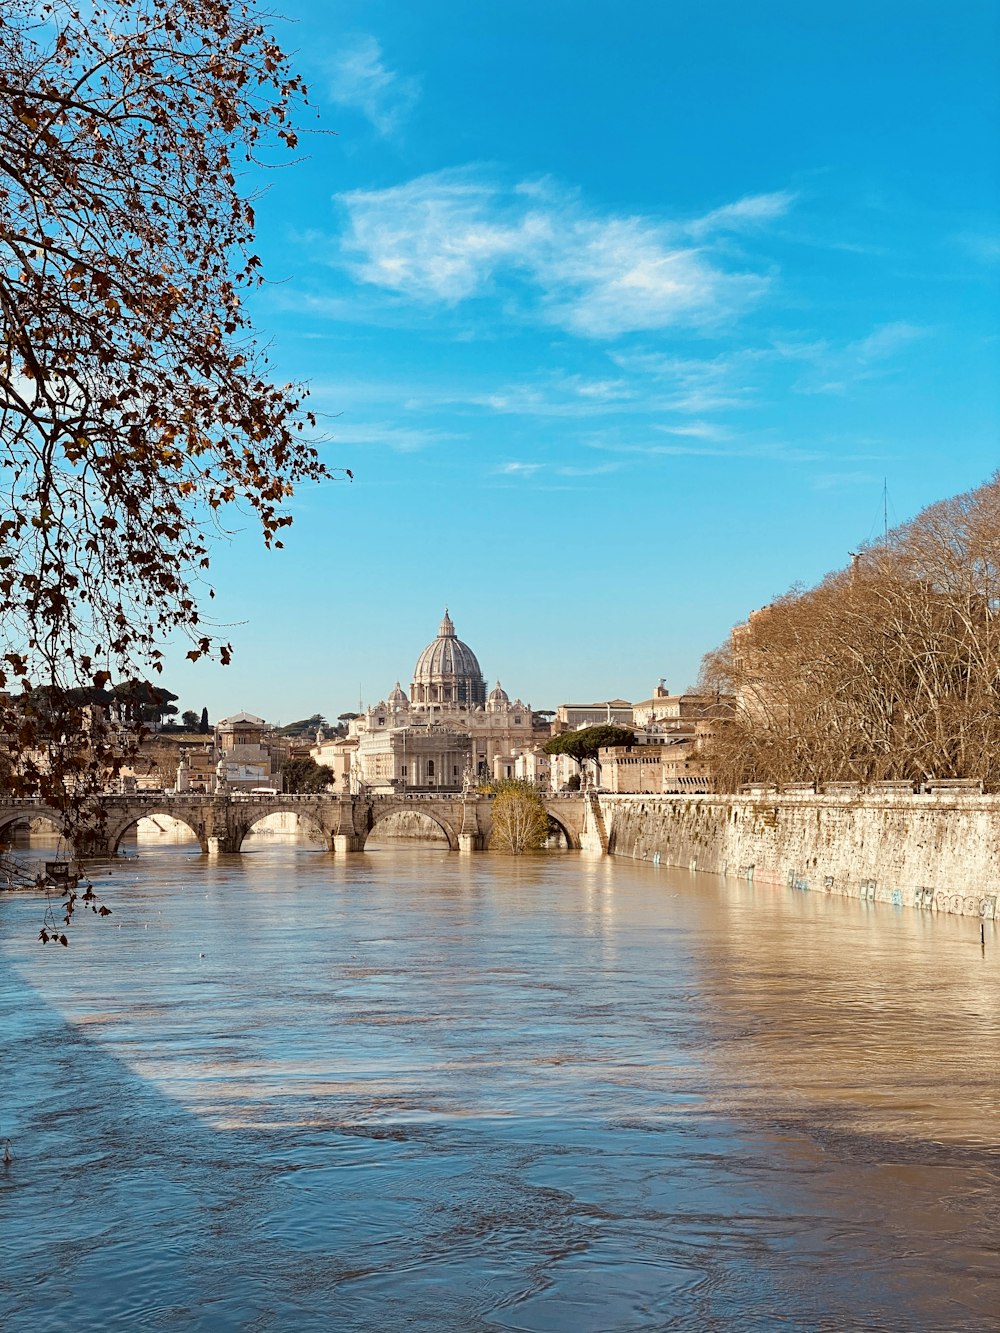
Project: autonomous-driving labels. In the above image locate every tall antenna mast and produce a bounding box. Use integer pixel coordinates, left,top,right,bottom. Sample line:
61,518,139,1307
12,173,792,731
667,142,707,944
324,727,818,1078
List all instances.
883,478,889,544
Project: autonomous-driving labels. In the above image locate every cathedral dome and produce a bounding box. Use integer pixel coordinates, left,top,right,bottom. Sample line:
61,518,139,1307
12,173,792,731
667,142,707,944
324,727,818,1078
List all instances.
388,681,409,707
411,610,486,708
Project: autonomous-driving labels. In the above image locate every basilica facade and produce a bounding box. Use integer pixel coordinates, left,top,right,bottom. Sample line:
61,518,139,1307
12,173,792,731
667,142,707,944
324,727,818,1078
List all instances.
317,611,540,793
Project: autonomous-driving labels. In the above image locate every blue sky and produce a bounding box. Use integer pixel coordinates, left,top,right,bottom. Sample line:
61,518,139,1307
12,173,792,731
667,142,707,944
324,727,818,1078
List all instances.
167,0,1000,724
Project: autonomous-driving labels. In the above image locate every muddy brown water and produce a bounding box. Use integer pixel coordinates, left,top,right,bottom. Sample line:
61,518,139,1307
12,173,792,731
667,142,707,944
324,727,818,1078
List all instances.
1,833,998,1331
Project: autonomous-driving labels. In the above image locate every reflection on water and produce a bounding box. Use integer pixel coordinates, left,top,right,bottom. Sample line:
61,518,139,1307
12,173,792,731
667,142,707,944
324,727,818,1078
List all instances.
1,843,998,1331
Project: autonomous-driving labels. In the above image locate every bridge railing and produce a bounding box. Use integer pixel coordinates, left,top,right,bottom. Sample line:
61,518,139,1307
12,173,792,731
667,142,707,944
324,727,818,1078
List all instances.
367,791,492,802
2,788,589,809
89,792,212,802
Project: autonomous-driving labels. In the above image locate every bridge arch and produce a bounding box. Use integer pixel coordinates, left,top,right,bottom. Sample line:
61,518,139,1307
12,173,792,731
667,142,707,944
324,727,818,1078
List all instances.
104,806,207,855
541,801,584,850
0,805,65,840
545,814,576,850
364,803,459,851
235,803,331,851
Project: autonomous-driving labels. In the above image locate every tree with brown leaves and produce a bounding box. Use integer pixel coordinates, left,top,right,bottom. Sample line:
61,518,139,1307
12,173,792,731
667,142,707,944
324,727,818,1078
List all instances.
0,0,334,810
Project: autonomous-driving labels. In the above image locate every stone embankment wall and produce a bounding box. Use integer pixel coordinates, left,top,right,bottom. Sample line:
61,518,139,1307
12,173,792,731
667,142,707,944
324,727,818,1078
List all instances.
599,793,1000,920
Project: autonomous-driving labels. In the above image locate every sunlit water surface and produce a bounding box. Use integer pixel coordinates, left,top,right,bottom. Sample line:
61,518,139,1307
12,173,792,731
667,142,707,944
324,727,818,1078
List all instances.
2,831,998,1331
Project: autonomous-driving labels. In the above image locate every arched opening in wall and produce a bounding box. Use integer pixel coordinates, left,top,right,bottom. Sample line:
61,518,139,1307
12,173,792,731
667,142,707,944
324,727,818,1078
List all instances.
367,810,452,849
0,813,64,860
241,810,328,853
118,814,202,858
546,817,572,850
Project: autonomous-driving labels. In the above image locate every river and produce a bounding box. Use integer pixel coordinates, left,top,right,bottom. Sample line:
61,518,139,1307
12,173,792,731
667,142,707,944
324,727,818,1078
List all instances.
1,831,998,1331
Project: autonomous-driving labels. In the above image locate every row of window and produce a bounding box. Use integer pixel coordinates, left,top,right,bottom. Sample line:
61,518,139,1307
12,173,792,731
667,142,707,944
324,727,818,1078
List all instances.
398,762,462,778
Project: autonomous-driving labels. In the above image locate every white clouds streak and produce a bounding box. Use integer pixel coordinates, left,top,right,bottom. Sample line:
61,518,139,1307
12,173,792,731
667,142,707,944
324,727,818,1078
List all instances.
775,320,928,394
610,348,765,413
337,172,792,338
956,229,1000,265
340,174,525,301
686,190,797,238
495,461,543,477
328,36,419,136
493,460,621,482
328,421,460,452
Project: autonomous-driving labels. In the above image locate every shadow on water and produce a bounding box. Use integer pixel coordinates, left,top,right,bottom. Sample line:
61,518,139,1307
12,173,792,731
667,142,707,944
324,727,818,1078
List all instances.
1,844,998,1332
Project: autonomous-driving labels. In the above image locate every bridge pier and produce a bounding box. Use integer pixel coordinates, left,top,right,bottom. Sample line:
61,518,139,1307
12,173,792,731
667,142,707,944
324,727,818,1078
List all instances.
457,798,483,853
332,833,366,854
70,830,114,860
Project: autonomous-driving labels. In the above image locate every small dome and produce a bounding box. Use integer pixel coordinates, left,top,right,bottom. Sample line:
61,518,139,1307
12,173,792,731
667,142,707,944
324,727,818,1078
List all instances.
388,681,409,706
486,680,510,712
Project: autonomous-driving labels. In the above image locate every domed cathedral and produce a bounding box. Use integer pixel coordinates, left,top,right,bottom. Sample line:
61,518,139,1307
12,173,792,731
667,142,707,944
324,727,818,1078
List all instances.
410,609,487,711
332,609,540,793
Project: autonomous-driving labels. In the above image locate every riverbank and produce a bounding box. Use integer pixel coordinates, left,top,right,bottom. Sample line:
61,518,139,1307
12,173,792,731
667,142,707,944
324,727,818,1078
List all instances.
598,792,1000,920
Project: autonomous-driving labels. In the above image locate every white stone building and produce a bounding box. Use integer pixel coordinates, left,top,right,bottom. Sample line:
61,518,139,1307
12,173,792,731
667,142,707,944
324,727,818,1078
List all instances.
553,699,633,730
319,611,542,791
353,726,473,795
511,746,554,789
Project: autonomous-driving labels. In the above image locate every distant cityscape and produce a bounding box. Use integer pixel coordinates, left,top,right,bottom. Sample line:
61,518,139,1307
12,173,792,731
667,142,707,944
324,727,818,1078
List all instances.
113,609,733,798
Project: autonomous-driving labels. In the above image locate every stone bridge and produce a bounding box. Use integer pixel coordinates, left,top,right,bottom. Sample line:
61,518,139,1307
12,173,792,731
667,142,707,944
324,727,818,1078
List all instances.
0,790,595,858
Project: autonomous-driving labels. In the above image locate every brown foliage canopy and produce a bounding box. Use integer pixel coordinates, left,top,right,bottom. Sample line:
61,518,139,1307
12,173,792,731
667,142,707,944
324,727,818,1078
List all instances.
0,0,331,801
700,474,1000,790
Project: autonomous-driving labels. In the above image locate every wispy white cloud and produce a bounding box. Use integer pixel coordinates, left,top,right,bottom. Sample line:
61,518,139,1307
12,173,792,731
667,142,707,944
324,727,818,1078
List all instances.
582,428,888,466
495,461,543,476
328,35,419,136
454,372,638,418
562,375,634,401
609,348,766,413
492,459,621,482
339,173,526,302
686,190,797,238
955,229,1000,265
328,421,460,452
337,169,789,338
554,462,621,477
585,437,832,463
775,320,928,394
545,218,767,339
654,421,731,441
850,321,926,360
